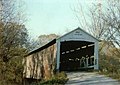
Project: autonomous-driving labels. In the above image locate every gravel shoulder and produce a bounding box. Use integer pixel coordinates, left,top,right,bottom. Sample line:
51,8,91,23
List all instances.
65,72,120,85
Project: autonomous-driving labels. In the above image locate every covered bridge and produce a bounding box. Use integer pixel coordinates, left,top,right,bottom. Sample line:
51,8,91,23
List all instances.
23,27,99,81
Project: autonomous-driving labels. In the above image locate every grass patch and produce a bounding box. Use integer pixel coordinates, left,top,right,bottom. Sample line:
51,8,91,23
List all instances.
31,71,68,85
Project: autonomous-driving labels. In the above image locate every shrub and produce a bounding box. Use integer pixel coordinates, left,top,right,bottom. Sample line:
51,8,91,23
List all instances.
31,71,68,85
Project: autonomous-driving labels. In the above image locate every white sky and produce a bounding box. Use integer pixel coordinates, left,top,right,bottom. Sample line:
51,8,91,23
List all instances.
24,0,99,38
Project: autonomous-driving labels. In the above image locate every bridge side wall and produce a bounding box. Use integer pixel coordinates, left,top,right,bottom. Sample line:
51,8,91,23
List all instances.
23,43,57,81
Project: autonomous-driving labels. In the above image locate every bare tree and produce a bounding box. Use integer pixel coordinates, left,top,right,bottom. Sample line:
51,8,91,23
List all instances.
38,34,59,47
75,0,120,49
0,0,27,61
0,0,28,84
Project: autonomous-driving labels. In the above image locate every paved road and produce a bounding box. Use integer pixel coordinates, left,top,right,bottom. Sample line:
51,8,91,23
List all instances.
66,72,120,85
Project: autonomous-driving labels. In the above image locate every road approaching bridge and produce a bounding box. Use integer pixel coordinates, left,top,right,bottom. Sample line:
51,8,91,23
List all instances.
66,72,120,85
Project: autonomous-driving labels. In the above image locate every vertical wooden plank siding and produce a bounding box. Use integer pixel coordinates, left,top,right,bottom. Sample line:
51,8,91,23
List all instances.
23,43,57,79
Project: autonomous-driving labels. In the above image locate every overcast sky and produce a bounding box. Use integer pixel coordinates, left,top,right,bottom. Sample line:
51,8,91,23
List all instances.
24,0,99,38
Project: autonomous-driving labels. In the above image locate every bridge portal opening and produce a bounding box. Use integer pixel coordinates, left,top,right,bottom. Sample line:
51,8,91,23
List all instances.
60,41,94,71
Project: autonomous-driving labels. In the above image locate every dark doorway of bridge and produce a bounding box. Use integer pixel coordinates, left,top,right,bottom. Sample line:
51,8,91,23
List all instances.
60,41,94,71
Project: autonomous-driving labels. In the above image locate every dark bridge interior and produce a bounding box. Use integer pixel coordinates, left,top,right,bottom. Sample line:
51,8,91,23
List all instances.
60,41,94,71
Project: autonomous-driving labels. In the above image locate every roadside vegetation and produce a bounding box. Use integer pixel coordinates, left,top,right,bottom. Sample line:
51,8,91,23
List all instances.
0,0,29,85
99,42,120,80
30,72,68,85
99,54,120,80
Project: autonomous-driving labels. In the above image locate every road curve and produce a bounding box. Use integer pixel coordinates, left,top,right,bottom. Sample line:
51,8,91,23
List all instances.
65,72,120,85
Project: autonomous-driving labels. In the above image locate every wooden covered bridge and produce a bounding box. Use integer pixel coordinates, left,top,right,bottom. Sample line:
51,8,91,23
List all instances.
23,27,99,82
